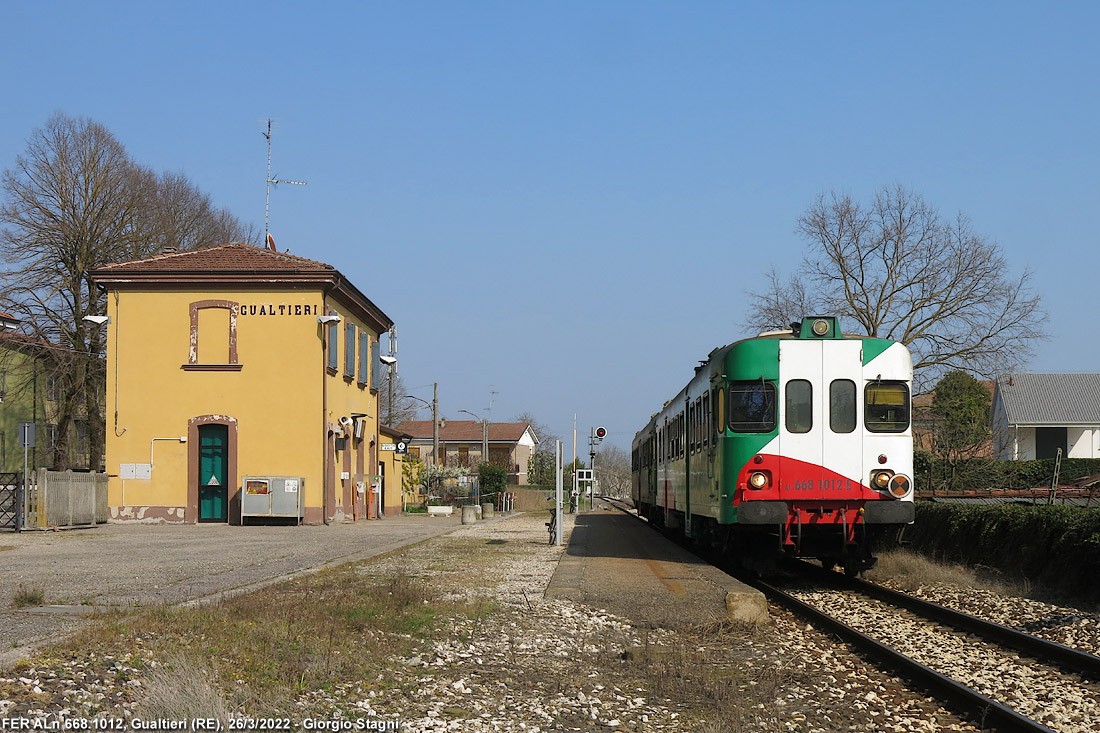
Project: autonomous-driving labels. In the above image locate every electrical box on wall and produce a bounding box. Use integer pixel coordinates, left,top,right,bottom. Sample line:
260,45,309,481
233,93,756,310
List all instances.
241,476,304,523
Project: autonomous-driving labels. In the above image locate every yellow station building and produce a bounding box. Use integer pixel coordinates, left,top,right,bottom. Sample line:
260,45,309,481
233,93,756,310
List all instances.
90,243,399,524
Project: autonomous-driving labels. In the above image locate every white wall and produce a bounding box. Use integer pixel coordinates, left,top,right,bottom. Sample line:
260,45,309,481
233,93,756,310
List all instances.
1068,427,1099,458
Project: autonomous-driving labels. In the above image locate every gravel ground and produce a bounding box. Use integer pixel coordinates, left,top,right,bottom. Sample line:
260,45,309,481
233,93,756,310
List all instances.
0,515,466,663
875,580,1100,655
788,587,1100,732
2,511,986,731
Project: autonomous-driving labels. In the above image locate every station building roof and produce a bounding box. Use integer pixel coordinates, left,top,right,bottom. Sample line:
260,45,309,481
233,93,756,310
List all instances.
90,242,393,334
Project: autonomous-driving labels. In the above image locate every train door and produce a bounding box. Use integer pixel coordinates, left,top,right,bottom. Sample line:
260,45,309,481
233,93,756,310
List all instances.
778,340,823,495
821,340,863,497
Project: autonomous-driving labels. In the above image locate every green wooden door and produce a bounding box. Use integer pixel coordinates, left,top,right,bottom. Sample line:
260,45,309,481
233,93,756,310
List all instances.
198,424,229,522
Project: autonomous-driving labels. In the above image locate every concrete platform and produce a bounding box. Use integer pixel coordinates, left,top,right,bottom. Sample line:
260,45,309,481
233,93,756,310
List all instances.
545,508,768,627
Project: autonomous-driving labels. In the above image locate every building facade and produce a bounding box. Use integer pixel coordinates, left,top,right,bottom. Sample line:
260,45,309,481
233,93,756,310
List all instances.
90,243,396,523
992,373,1100,460
396,420,538,484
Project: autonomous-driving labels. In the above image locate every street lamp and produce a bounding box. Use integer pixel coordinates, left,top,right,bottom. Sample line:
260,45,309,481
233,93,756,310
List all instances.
458,409,490,466
409,383,440,466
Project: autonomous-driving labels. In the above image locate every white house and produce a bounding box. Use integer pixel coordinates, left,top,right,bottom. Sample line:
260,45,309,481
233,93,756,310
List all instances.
992,373,1100,460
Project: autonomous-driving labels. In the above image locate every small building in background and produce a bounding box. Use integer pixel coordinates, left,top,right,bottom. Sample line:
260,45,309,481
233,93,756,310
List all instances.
396,420,538,485
992,373,1100,460
378,423,412,514
90,242,397,523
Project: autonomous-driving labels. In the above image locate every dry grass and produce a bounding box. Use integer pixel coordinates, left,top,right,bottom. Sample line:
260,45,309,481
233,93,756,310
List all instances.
870,549,1017,594
137,653,233,720
53,566,486,714
12,585,44,608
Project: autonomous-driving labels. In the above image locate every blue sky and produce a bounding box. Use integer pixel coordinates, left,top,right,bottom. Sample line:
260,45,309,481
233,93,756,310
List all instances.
2,2,1097,453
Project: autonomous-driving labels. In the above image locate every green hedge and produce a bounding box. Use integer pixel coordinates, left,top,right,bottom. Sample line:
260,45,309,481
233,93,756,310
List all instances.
914,456,1100,492
909,502,1100,601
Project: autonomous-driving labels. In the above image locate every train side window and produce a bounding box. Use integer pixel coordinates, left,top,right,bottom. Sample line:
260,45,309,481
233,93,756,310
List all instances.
702,392,710,448
728,380,777,433
696,398,703,450
830,379,857,433
785,380,812,433
688,404,695,454
865,381,910,433
678,413,683,458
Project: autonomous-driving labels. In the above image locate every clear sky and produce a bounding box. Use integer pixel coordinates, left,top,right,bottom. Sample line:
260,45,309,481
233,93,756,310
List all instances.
2,1,1097,453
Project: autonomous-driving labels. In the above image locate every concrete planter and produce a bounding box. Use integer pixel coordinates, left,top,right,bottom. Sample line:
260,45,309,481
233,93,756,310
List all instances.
426,505,453,517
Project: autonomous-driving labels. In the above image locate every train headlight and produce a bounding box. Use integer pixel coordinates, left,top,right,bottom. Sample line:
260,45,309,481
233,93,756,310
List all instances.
811,319,831,336
871,470,893,491
888,474,912,498
748,471,770,490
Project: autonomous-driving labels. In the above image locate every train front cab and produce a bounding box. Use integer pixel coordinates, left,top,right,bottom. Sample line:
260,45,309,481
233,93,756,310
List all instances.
726,318,914,574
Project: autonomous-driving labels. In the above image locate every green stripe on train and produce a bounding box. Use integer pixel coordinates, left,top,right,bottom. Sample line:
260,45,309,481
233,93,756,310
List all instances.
862,338,893,365
718,338,780,524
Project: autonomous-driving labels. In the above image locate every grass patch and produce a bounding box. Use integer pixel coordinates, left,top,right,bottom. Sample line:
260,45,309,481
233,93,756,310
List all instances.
869,549,1017,594
49,567,483,713
12,585,45,608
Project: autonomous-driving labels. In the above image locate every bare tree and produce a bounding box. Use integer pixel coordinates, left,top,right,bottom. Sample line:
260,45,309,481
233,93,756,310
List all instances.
0,113,256,469
0,114,156,468
378,371,422,426
513,411,562,451
595,444,631,498
137,169,258,252
746,186,1046,387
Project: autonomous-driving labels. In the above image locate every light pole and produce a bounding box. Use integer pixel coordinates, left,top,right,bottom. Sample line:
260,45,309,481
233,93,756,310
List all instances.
408,393,437,466
459,409,488,507
458,410,489,467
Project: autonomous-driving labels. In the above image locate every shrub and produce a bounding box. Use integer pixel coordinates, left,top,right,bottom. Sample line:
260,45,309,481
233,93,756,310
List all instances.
908,502,1100,602
478,462,508,496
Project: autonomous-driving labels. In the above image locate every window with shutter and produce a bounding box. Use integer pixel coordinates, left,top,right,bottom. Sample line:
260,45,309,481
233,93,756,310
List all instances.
358,332,369,385
345,322,356,377
327,319,338,371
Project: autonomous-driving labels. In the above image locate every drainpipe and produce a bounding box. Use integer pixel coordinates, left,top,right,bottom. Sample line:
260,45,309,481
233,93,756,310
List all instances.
320,293,335,525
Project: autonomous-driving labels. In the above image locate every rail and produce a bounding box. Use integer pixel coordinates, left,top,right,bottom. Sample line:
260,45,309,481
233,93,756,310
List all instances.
788,558,1100,680
600,496,1060,733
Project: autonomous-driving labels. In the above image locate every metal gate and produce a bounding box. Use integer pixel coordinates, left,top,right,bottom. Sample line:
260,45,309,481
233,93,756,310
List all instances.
0,472,22,530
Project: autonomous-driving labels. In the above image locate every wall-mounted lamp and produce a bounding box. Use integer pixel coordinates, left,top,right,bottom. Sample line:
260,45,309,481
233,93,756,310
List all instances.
317,314,341,324
83,315,110,325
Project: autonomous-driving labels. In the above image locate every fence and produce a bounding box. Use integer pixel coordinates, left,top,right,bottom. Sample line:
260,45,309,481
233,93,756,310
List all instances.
0,473,19,530
21,469,108,530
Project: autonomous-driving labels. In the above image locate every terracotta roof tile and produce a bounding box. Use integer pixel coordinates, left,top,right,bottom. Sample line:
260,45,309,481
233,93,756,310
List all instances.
93,242,334,274
397,420,534,443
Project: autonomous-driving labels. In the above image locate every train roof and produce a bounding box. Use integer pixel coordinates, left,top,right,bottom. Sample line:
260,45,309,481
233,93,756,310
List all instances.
633,317,904,441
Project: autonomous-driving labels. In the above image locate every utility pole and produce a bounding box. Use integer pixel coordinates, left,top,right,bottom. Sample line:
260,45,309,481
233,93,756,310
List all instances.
589,426,606,511
432,382,440,467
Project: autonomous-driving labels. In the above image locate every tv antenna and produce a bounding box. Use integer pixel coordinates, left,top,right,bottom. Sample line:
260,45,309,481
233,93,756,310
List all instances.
487,386,498,421
263,119,307,250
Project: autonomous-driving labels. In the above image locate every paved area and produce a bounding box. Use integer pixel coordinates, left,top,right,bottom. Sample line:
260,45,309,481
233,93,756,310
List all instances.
0,513,470,668
545,506,767,627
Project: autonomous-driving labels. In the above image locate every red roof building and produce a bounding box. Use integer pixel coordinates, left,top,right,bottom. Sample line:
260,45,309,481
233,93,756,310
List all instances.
396,420,539,485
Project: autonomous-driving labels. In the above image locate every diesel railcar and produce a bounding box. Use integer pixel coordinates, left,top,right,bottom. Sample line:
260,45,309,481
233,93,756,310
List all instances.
631,316,914,574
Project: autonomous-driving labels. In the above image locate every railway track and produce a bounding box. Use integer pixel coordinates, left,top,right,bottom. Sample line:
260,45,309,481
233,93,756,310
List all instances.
598,496,1100,732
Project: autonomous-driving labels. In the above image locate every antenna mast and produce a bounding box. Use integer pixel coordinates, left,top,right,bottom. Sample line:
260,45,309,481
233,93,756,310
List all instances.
263,119,307,248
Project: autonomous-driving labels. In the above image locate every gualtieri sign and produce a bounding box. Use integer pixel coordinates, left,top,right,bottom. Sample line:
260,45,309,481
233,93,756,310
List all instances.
240,304,321,316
